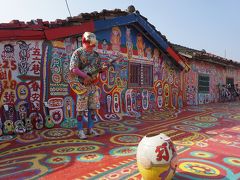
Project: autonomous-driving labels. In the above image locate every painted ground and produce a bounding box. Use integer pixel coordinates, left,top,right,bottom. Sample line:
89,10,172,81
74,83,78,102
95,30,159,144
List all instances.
0,102,240,180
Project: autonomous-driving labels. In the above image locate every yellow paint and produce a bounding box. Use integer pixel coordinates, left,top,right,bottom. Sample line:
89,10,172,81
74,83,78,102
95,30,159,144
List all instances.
0,143,10,150
53,145,100,154
52,41,64,48
0,139,104,156
137,163,174,180
179,162,220,176
0,154,48,180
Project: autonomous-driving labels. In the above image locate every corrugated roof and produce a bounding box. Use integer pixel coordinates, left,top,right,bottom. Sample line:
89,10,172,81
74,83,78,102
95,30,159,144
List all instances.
0,5,189,71
0,5,170,41
172,43,240,68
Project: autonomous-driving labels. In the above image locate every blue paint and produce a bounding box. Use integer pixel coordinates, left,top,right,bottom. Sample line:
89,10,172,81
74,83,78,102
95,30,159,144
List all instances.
94,14,169,51
95,14,137,31
174,158,240,180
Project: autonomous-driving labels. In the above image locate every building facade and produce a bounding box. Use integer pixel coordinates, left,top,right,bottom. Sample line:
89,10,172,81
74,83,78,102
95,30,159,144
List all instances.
173,44,240,105
0,7,189,132
0,6,239,133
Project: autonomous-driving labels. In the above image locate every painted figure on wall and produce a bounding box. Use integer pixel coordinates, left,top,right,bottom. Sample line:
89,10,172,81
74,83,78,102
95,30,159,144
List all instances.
69,32,108,139
101,39,108,54
111,26,121,52
145,47,152,60
153,48,162,81
1,44,15,61
126,27,133,59
136,34,145,58
17,41,33,75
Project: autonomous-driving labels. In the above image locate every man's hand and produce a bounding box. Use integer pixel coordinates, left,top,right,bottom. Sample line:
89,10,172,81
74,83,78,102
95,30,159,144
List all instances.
83,76,93,86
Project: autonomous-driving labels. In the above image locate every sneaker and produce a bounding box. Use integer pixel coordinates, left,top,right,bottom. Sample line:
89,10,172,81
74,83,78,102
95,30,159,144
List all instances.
77,130,87,139
87,128,99,137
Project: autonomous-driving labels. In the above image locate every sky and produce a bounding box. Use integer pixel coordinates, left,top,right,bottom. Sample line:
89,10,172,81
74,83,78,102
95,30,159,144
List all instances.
0,0,239,62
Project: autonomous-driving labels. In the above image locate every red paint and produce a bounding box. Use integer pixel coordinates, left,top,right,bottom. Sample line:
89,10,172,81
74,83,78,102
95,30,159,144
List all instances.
0,29,45,41
167,47,189,71
0,21,94,41
44,21,94,40
155,142,170,161
167,47,181,62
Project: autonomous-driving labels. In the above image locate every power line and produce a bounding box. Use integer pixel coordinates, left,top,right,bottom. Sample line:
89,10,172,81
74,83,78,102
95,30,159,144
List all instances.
65,0,72,17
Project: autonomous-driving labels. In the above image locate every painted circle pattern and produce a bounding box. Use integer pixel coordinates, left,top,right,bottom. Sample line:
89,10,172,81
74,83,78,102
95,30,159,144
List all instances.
110,134,143,145
190,151,214,158
229,113,240,121
46,155,71,164
53,145,100,154
76,153,103,162
172,125,201,132
17,84,29,100
41,128,74,139
194,116,218,122
16,131,41,143
179,161,220,177
223,157,240,167
122,120,141,126
109,146,137,156
94,122,124,129
110,126,136,134
182,121,216,128
211,112,230,118
108,173,120,179
141,112,176,121
52,74,62,83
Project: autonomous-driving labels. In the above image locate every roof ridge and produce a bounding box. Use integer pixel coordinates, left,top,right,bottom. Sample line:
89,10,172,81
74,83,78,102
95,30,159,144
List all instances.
0,5,137,28
171,43,240,66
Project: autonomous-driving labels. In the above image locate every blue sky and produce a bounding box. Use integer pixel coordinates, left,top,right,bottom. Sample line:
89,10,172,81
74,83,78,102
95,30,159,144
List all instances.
1,0,239,62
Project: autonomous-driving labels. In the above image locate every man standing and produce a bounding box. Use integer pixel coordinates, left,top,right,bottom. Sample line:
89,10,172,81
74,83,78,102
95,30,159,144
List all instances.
69,32,106,139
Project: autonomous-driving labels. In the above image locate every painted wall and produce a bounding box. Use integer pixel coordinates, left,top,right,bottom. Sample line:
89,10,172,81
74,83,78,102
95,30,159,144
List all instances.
184,59,240,105
0,25,184,133
0,40,44,133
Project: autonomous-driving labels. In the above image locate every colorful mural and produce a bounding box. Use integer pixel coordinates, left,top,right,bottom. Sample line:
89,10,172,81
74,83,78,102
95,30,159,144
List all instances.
184,60,240,105
0,24,185,133
1,13,239,135
0,40,44,134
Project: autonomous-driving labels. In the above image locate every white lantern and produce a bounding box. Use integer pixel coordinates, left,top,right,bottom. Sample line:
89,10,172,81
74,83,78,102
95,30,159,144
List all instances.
136,133,178,180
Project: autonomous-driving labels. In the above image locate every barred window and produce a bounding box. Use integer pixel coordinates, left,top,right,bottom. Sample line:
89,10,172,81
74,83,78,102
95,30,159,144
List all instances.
198,74,210,93
128,62,153,87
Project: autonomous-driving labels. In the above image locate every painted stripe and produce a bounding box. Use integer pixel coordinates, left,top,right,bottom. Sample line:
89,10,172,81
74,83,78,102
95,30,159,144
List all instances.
94,14,189,69
86,159,136,180
94,14,137,31
95,14,169,50
45,21,95,40
0,29,45,40
135,15,169,50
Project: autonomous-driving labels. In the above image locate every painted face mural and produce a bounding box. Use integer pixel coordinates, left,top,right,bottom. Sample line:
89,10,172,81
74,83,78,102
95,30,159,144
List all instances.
111,26,121,52
126,28,133,59
136,34,145,58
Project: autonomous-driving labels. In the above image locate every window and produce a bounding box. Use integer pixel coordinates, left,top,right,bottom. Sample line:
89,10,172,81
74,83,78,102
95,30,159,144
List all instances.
198,74,210,93
128,62,153,87
226,78,234,86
